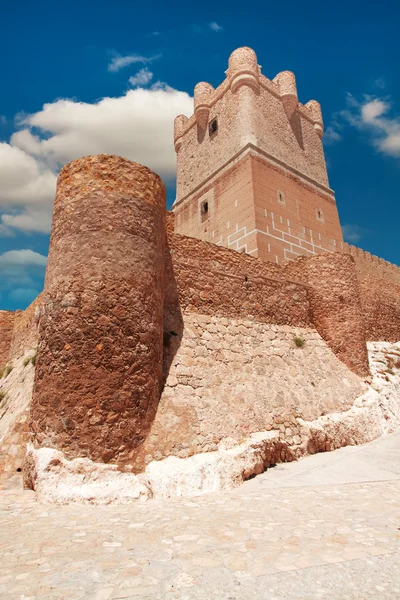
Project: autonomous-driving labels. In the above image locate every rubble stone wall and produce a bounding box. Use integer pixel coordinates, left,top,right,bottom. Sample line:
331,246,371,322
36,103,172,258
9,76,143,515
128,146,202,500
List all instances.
167,232,311,327
0,311,16,369
132,313,366,472
304,253,370,377
344,244,400,342
30,155,166,465
9,294,42,361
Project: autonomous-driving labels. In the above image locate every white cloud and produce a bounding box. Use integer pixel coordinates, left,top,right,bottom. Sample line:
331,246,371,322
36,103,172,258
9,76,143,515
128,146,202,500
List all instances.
361,99,388,123
209,22,223,32
342,224,366,244
129,68,153,87
0,86,193,235
324,126,342,144
1,207,53,233
108,52,160,72
325,93,400,159
0,249,47,267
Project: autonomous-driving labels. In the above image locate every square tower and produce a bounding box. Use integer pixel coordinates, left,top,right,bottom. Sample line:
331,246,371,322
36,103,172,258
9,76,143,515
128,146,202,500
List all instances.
172,47,344,263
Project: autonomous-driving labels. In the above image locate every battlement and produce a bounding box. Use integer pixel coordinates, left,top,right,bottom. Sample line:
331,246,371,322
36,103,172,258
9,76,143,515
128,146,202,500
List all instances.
344,243,400,287
172,46,342,267
174,47,324,152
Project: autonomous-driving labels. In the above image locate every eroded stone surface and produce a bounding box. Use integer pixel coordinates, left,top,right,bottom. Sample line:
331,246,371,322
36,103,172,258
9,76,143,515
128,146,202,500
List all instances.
24,431,286,504
30,155,166,465
0,351,36,488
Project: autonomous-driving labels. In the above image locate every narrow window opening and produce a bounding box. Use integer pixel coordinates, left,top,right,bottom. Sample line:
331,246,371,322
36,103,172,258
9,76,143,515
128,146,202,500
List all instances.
200,200,209,222
316,208,324,222
209,118,218,136
277,190,285,205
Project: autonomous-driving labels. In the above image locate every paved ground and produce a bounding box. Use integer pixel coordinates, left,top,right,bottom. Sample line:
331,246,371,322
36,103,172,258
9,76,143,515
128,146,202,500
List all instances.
1,433,400,600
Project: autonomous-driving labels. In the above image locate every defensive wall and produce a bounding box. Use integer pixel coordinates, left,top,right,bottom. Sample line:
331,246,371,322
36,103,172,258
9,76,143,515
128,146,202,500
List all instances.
0,155,400,488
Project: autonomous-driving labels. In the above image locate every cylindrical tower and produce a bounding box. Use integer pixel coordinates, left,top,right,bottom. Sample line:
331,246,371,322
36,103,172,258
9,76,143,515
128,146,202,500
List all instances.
30,154,166,465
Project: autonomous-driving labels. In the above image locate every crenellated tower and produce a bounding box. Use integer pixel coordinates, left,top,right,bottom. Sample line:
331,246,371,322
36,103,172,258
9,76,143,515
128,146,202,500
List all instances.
172,47,343,264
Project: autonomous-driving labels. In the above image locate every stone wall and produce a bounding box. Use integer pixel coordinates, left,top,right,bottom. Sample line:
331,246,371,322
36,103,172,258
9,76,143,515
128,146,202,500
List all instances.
344,244,400,342
9,294,41,361
30,156,166,465
131,312,366,472
167,232,311,327
0,311,16,369
304,253,370,377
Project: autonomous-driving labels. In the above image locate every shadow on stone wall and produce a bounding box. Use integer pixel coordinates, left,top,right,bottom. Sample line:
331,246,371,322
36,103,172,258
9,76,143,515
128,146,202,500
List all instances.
161,238,184,391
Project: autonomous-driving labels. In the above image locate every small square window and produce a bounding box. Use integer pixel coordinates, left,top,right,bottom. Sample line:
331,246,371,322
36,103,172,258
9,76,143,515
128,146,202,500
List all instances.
209,118,218,136
277,190,285,205
200,200,209,222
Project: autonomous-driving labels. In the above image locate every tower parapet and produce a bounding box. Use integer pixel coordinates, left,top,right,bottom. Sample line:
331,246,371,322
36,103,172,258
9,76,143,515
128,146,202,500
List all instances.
173,46,343,266
227,46,260,93
273,71,298,118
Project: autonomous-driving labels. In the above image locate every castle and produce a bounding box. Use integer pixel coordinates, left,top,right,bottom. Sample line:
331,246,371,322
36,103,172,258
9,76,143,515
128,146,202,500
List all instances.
1,47,400,502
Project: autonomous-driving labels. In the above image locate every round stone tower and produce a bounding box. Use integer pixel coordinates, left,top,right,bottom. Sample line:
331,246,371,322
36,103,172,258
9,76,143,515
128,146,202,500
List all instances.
30,155,166,465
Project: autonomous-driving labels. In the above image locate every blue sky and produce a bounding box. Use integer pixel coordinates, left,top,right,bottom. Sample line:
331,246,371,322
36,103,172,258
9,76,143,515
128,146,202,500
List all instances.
1,0,399,311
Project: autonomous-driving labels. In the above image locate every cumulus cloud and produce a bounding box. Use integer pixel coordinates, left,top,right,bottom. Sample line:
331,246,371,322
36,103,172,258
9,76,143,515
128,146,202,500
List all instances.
0,86,193,235
108,52,160,72
325,92,400,159
0,249,47,267
129,68,153,87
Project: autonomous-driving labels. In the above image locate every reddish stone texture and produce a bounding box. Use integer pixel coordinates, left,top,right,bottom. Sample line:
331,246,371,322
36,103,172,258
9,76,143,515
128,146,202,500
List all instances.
166,210,175,236
167,232,311,327
360,277,400,342
30,155,166,464
343,244,400,342
304,253,370,377
0,311,15,369
9,294,42,361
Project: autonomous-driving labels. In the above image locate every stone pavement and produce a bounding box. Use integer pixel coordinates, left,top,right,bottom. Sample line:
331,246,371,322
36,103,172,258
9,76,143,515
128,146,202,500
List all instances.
1,433,400,600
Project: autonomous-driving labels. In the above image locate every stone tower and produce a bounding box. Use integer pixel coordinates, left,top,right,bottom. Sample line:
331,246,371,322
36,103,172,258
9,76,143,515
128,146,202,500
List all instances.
172,47,343,264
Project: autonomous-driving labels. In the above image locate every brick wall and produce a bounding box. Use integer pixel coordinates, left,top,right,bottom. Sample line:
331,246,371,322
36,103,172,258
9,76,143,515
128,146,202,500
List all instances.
0,311,16,369
252,156,343,264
